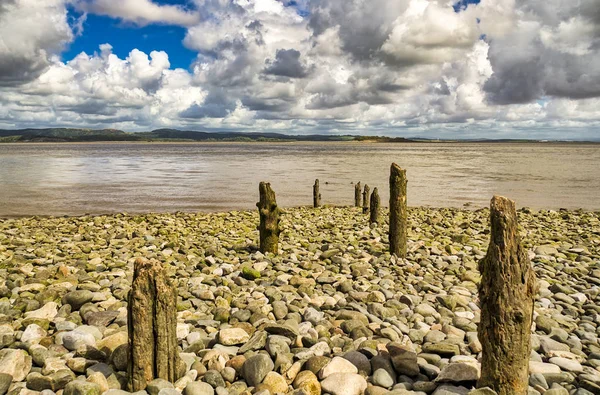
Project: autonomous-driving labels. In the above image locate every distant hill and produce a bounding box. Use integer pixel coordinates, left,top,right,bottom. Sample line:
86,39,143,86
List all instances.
0,128,597,143
0,128,137,142
0,128,413,143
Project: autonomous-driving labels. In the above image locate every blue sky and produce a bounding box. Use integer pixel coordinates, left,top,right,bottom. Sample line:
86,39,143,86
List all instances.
64,3,197,69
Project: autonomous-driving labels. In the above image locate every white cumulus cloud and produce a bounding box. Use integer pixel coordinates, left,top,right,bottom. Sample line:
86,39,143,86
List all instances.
0,0,600,139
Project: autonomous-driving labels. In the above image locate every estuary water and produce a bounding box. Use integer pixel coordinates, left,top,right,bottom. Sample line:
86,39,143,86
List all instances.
0,142,599,217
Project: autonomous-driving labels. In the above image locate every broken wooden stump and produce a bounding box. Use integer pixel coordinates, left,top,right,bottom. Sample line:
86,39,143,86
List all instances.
354,182,362,207
128,257,181,391
369,187,380,224
257,182,281,254
478,196,536,395
362,184,370,214
389,163,407,258
313,179,321,208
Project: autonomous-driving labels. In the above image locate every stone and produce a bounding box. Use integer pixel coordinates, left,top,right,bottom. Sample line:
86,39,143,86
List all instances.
87,372,110,393
528,362,561,375
184,382,215,395
319,356,358,379
262,372,288,393
272,301,288,320
203,370,225,389
239,331,268,354
146,379,174,395
0,326,14,349
468,389,497,395
21,324,46,344
63,380,102,395
0,373,12,395
26,372,54,391
62,330,96,351
242,354,274,387
548,357,583,373
387,343,419,376
320,373,367,395
422,343,460,357
543,388,568,395
97,331,128,356
265,336,290,358
24,302,58,320
85,311,119,327
293,371,321,395
432,385,470,395
415,304,437,317
64,290,94,311
342,351,371,376
221,367,236,383
218,328,250,346
371,369,395,388
0,349,32,381
435,362,480,383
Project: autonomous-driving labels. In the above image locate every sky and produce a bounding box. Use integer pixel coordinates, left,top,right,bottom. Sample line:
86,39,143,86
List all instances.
0,0,599,139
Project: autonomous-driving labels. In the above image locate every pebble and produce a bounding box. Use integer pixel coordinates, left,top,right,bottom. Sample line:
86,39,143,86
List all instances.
184,382,215,395
0,207,598,394
321,373,367,395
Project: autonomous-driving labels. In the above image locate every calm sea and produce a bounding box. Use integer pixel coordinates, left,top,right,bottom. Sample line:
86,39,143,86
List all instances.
0,142,598,217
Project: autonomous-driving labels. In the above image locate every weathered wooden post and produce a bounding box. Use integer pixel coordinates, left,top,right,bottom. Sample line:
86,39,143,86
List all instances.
354,182,362,207
313,179,321,208
369,188,380,224
389,163,407,258
478,196,536,395
257,182,280,254
128,258,181,391
362,184,370,214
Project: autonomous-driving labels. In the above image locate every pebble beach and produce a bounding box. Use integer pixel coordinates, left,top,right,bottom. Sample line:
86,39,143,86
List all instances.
0,206,599,395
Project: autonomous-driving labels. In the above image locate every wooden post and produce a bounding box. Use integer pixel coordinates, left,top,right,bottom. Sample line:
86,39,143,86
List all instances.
257,182,280,254
478,196,536,395
313,179,321,208
354,182,362,207
128,258,181,391
389,163,407,258
362,185,370,214
369,188,380,224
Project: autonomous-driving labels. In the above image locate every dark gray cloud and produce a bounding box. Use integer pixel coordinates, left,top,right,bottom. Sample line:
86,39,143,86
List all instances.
483,0,600,104
180,90,235,119
0,0,73,86
0,56,49,87
308,0,407,61
62,100,119,116
263,49,310,78
483,52,543,104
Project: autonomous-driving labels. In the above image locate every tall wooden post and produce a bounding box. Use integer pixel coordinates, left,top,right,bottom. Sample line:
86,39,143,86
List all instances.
369,188,380,224
257,182,280,254
362,185,370,214
313,179,321,208
389,163,407,258
478,196,536,395
128,258,181,391
354,182,362,207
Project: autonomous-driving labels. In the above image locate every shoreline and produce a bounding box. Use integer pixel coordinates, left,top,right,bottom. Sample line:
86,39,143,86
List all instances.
1,203,598,221
1,140,600,145
0,204,600,221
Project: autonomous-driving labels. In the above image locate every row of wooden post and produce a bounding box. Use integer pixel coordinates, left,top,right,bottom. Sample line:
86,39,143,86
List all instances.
253,163,535,395
126,163,535,395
